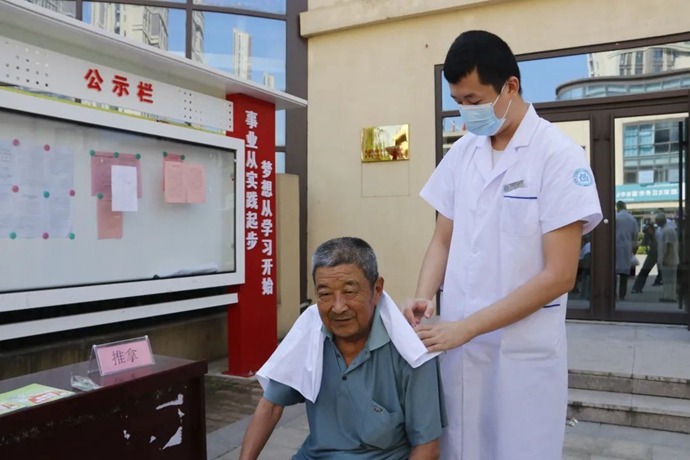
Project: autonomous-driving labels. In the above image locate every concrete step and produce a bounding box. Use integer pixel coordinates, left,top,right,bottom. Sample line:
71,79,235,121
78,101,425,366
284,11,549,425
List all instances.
568,388,690,434
569,369,690,399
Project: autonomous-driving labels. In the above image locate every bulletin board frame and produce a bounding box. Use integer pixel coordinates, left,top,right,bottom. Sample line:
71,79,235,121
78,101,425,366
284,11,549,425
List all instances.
0,89,245,313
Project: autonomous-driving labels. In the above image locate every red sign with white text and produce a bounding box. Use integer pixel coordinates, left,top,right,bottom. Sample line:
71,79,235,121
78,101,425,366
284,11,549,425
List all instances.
226,93,277,376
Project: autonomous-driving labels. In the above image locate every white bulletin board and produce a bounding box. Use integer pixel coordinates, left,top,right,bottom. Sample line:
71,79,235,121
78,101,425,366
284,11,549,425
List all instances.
0,90,245,309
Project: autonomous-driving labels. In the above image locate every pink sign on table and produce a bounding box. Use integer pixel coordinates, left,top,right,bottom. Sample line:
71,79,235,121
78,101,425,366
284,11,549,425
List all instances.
93,336,155,376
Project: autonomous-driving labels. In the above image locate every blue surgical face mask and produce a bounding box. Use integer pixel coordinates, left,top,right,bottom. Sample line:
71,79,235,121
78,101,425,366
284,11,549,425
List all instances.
458,83,512,137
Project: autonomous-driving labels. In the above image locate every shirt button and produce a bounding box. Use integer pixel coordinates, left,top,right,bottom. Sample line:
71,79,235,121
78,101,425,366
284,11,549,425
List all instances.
342,376,347,381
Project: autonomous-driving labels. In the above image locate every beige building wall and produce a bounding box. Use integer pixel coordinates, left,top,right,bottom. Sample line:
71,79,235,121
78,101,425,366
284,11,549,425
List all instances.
276,174,301,338
303,0,690,303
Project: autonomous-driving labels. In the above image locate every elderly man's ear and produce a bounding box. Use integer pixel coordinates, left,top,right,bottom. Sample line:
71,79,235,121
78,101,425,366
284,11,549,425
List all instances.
373,277,384,304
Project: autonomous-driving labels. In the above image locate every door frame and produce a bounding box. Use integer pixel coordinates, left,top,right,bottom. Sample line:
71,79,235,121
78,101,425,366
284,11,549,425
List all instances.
536,90,690,324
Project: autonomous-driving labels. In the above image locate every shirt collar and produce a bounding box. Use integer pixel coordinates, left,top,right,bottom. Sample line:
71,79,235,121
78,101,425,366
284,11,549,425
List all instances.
474,103,540,150
321,304,391,352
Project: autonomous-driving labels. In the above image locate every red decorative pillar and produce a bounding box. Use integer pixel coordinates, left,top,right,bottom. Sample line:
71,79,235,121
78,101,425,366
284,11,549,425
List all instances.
225,93,277,376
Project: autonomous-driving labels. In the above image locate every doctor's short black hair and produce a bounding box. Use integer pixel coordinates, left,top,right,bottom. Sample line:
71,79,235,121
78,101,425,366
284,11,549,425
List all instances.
443,30,523,95
311,237,379,288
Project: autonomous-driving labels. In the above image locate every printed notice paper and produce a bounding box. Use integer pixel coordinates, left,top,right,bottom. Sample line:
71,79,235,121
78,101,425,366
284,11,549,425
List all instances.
0,143,17,187
111,165,138,212
185,164,206,204
162,154,183,191
117,153,143,198
97,199,123,239
163,161,206,204
164,161,186,203
0,384,74,415
14,189,44,238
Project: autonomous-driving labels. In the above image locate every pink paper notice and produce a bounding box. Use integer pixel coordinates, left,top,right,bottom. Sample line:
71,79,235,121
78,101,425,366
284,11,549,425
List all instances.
184,164,206,204
96,338,154,376
97,199,123,239
91,152,142,198
91,154,118,198
162,154,183,191
163,161,186,203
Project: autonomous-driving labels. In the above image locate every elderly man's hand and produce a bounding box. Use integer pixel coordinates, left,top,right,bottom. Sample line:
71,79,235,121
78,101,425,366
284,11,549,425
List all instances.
403,298,436,326
415,321,473,352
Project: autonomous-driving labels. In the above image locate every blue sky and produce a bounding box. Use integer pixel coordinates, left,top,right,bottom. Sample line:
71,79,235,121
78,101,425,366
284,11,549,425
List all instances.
441,53,590,110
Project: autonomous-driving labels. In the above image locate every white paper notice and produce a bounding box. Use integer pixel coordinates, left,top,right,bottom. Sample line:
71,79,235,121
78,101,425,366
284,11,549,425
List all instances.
18,147,46,188
47,149,74,192
0,143,17,187
46,196,72,238
111,165,138,212
14,189,44,238
0,190,14,237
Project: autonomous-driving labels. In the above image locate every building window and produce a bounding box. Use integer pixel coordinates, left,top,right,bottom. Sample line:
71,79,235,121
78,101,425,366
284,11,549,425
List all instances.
621,120,683,186
517,40,690,103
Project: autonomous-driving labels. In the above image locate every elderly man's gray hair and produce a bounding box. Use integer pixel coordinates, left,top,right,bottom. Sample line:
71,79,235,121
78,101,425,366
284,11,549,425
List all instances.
311,237,379,287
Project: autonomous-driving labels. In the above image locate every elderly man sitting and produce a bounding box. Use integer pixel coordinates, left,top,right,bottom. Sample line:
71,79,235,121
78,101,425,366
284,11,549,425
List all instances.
239,237,445,460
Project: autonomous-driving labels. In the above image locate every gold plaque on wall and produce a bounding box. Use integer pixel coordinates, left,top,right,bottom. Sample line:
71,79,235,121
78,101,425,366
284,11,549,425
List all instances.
361,124,409,163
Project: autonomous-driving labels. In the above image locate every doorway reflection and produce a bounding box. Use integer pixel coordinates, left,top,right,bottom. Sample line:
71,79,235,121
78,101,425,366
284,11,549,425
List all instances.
614,114,687,313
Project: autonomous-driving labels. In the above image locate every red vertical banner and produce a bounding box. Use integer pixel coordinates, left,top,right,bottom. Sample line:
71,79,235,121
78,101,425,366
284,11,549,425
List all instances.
225,93,277,376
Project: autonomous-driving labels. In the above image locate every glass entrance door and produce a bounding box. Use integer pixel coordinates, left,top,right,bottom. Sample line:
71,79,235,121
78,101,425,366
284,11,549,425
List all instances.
612,113,688,321
538,94,690,324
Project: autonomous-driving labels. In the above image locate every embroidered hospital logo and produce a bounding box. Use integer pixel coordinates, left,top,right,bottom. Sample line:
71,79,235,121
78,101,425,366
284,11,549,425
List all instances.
573,168,593,187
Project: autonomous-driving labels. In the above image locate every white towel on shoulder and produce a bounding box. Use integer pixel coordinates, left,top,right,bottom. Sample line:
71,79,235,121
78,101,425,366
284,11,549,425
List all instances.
256,291,439,403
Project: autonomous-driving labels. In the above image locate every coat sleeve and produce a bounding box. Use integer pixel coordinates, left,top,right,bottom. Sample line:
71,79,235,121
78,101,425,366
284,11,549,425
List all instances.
538,143,603,235
419,148,458,221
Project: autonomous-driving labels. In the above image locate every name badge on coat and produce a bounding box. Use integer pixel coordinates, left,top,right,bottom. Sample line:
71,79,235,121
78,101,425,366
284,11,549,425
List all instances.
503,180,525,193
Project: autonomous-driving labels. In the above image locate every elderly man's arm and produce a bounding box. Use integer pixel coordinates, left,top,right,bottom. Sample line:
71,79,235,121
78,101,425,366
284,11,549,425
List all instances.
403,357,445,459
238,397,284,460
239,380,306,460
410,440,441,459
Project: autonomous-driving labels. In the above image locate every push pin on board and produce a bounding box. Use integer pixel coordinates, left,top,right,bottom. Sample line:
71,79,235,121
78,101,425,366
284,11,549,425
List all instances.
12,139,19,147
69,190,76,197
90,150,96,156
162,151,168,157
69,233,75,240
136,154,141,160
42,232,49,240
114,152,120,158
97,193,104,200
181,155,186,161
9,232,16,239
44,144,51,152
12,185,19,193
43,191,50,198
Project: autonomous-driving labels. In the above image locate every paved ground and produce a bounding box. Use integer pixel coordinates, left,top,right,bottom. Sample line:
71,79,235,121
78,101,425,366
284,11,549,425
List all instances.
205,376,263,433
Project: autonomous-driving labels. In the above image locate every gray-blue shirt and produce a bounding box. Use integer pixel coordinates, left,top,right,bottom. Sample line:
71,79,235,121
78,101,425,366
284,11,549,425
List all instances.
264,307,445,459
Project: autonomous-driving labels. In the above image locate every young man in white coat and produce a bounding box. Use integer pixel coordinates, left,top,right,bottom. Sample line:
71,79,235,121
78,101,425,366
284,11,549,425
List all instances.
403,31,603,460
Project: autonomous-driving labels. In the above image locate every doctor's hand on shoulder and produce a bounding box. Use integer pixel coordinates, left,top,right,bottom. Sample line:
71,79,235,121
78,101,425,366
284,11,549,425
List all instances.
402,298,436,326
415,320,474,353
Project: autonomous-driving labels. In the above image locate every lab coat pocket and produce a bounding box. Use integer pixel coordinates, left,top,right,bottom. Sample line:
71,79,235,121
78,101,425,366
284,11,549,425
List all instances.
501,305,562,361
500,187,540,237
358,400,404,450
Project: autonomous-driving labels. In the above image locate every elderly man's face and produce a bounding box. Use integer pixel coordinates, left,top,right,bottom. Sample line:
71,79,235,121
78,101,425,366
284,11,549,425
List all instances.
314,264,383,341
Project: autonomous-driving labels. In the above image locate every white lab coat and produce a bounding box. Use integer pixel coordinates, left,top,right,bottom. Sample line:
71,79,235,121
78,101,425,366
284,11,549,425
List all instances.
420,105,602,460
615,210,639,275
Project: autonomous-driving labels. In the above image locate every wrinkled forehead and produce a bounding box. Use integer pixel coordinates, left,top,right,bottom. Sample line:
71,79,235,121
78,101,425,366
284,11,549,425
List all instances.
314,264,366,289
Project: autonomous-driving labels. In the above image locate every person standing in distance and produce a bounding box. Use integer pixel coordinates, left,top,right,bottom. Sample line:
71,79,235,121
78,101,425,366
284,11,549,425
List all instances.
403,31,603,460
